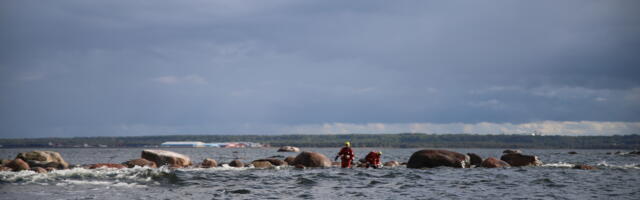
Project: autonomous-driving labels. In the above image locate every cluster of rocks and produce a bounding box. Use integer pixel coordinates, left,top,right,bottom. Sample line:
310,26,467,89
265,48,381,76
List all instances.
1,151,70,173
1,148,602,172
406,149,543,169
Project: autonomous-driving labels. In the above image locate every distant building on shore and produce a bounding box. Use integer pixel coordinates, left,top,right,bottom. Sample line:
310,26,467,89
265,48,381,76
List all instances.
161,141,206,147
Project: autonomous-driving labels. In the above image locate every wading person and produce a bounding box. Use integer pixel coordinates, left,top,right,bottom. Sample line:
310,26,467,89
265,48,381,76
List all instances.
365,151,382,168
335,141,354,168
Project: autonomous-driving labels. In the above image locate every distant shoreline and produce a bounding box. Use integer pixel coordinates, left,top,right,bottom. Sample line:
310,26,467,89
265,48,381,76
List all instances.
1,133,638,149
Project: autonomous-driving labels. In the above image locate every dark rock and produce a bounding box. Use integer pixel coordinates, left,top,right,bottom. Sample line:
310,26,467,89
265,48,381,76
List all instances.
284,156,296,165
467,153,483,166
502,149,522,154
87,163,127,169
573,164,597,170
201,158,217,168
31,167,47,173
407,149,471,168
277,146,300,152
500,153,542,167
268,155,285,158
480,157,511,168
122,158,157,168
16,151,69,169
292,152,332,168
229,159,244,168
383,161,400,167
45,167,56,172
568,151,578,154
141,149,192,168
6,159,30,171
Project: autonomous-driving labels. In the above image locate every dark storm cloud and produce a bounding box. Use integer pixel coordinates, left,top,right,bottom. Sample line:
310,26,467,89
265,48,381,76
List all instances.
1,0,639,137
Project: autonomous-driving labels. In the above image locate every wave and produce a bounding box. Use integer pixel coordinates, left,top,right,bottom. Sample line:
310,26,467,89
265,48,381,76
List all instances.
541,161,640,169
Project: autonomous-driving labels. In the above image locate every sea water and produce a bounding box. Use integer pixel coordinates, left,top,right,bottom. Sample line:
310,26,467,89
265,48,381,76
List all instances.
1,148,639,200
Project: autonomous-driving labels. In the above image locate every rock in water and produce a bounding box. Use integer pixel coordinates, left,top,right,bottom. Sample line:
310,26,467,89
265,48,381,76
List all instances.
500,153,542,167
292,152,332,168
383,161,400,167
6,159,30,171
277,146,300,152
229,159,244,168
122,158,157,168
252,160,273,168
480,157,511,168
284,156,296,165
0,166,12,171
407,149,471,168
16,151,69,169
467,153,483,167
502,149,522,154
87,163,127,169
573,164,597,170
31,167,47,173
201,158,217,168
141,149,192,168
253,158,287,166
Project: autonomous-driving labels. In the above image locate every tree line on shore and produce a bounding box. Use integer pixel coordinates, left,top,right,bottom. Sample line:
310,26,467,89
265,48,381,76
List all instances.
0,133,638,149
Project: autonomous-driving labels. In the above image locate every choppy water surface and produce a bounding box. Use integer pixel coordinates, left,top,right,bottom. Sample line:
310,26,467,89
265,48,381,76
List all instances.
1,148,639,200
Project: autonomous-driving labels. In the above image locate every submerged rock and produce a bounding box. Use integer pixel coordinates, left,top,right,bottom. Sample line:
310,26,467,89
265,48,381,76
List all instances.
277,146,300,152
87,163,127,169
573,164,597,170
383,161,400,167
480,157,510,168
6,159,30,171
568,151,578,154
407,149,471,168
141,149,192,168
467,153,483,167
201,158,217,168
16,151,69,169
292,152,332,168
229,159,244,168
500,153,542,167
122,158,157,168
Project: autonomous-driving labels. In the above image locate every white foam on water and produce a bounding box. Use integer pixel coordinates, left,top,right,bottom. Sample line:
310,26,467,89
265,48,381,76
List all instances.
0,166,169,186
596,161,640,169
542,162,574,168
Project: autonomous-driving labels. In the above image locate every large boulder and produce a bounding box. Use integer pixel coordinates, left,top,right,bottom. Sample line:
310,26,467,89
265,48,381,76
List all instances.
1,159,11,166
252,160,273,168
6,159,30,171
277,146,300,152
122,158,157,168
141,149,192,168
229,159,245,168
284,156,296,165
500,153,542,167
383,161,400,167
480,157,510,168
87,163,127,169
292,152,332,168
407,149,471,168
467,153,483,167
201,158,217,168
16,151,69,169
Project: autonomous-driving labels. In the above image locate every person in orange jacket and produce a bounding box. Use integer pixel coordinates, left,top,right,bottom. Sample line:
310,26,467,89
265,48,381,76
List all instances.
365,151,382,168
335,141,354,168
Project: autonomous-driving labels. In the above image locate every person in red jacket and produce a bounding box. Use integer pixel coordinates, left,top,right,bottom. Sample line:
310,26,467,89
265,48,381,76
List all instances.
365,151,382,168
335,141,354,168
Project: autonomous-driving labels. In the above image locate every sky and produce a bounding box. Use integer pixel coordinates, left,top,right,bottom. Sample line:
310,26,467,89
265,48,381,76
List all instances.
1,0,639,138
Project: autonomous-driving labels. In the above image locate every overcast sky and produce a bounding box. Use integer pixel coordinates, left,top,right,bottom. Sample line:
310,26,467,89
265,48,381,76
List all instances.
1,0,639,138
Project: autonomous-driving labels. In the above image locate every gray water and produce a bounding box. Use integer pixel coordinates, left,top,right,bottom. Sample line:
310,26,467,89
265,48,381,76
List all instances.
1,148,639,200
